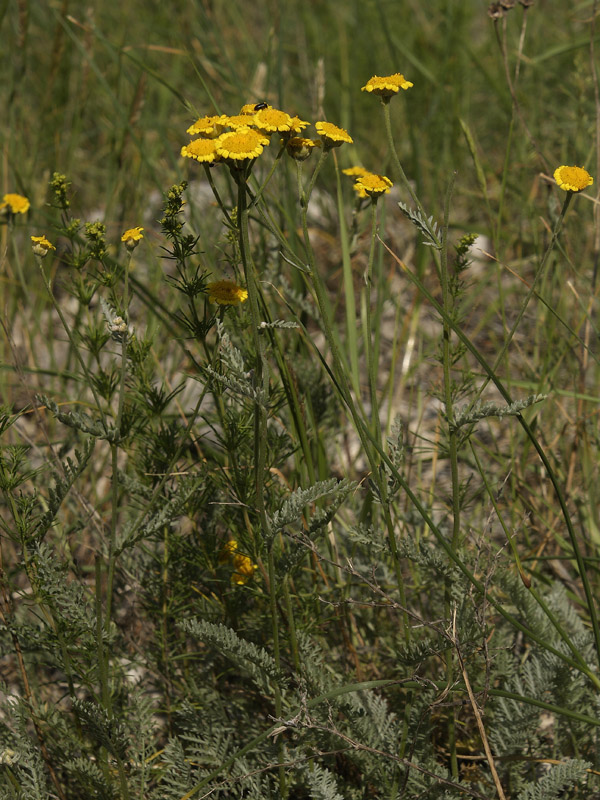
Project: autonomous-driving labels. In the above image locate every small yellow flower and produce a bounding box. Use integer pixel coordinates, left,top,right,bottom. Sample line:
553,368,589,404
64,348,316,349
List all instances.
285,136,320,161
231,552,258,585
553,165,594,193
361,73,413,97
223,114,259,130
207,280,249,305
0,193,30,215
31,235,56,258
315,121,353,149
240,103,260,115
121,226,144,251
181,138,220,163
355,173,393,198
216,128,269,162
343,166,371,178
254,106,295,133
288,116,311,134
219,539,238,563
186,114,227,137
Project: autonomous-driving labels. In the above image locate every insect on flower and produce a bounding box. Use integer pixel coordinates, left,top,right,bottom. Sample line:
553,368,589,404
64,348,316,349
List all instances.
254,102,269,110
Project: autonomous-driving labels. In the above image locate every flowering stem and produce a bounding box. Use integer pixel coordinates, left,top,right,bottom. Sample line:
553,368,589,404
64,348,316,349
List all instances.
236,174,286,793
381,101,440,248
202,164,232,227
105,250,133,644
250,142,286,208
306,147,329,205
481,192,573,398
8,219,29,298
333,158,362,399
363,200,382,444
299,178,410,638
35,256,108,429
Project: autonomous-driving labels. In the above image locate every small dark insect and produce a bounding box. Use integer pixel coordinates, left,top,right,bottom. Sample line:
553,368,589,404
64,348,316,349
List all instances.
254,102,268,110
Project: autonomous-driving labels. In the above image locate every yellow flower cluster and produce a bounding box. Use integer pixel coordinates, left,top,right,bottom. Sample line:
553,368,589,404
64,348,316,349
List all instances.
219,539,257,585
181,102,351,166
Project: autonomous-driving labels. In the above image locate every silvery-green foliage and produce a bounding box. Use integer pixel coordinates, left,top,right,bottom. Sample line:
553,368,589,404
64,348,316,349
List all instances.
179,619,283,693
204,319,263,403
32,437,95,541
73,700,129,760
453,394,547,430
302,762,345,800
38,395,118,442
151,736,192,800
516,759,591,800
270,478,354,534
63,757,115,800
0,700,51,800
33,543,97,650
397,201,442,248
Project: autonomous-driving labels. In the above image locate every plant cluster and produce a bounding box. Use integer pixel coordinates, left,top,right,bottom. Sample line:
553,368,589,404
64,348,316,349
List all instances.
0,3,599,799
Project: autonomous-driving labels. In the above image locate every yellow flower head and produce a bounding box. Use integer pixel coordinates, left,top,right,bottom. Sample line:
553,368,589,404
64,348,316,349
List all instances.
344,167,373,180
315,121,353,149
186,114,226,137
219,538,239,563
361,73,413,97
181,138,220,163
240,101,274,115
553,165,593,193
30,235,56,258
355,173,393,198
216,128,269,162
231,552,258,585
254,106,295,133
285,136,320,161
288,116,311,134
223,114,259,130
121,226,144,251
1,193,30,215
207,280,249,305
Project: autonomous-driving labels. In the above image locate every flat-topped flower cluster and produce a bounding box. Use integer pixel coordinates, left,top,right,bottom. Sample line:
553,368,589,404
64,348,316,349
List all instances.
180,102,356,166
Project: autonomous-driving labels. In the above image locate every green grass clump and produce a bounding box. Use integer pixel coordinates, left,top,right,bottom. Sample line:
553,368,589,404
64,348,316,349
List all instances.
0,2,599,798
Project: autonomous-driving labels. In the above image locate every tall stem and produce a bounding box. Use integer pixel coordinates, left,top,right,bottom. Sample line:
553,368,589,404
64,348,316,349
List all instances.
364,200,382,445
440,176,460,778
236,171,286,795
298,168,409,638
381,100,440,248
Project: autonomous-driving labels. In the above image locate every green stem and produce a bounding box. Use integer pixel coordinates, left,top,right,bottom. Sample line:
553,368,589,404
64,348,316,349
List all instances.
8,219,29,298
35,256,108,429
364,200,382,445
476,192,572,404
381,100,440,248
439,176,460,779
236,170,285,795
105,251,132,634
298,173,409,638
